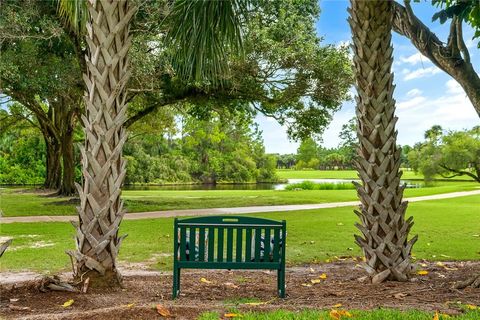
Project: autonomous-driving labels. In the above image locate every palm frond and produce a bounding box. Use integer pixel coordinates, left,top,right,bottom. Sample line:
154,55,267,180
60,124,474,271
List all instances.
165,0,249,87
57,0,88,35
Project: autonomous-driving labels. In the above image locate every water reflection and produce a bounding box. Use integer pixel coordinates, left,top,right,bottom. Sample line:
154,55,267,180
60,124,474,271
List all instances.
123,179,423,191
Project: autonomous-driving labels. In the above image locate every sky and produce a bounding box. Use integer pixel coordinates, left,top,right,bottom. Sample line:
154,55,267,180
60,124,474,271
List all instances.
257,0,480,154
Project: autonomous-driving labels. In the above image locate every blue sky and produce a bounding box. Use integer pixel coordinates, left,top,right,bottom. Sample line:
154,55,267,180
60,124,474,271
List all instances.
257,0,480,154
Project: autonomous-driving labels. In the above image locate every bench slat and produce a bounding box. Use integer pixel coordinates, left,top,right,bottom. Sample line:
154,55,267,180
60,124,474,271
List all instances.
264,228,271,261
245,228,252,262
226,228,234,262
254,228,262,262
236,228,243,262
208,227,215,262
189,226,196,261
180,227,187,261
217,227,224,262
273,228,280,262
198,227,206,262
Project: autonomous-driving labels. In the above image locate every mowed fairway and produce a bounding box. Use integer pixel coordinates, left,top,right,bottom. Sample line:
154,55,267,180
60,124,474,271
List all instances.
1,194,478,273
1,181,478,217
276,169,474,180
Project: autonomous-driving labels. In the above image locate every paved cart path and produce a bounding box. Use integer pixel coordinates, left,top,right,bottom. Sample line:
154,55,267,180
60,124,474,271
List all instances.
1,189,479,224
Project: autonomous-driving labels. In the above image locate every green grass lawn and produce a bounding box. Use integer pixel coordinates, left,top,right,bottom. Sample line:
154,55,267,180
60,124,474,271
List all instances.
1,181,478,217
200,309,480,320
277,169,473,181
1,194,478,273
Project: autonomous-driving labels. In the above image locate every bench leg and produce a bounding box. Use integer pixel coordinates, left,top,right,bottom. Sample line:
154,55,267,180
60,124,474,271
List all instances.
172,268,181,299
277,269,285,298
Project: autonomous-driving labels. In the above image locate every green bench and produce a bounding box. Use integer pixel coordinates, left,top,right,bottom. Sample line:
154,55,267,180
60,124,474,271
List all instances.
172,216,286,298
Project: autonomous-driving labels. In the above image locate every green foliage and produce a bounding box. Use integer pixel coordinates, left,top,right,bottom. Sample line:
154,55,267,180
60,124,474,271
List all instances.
432,0,480,47
284,181,355,190
408,126,480,183
165,0,247,87
0,111,46,185
123,111,277,185
296,138,318,165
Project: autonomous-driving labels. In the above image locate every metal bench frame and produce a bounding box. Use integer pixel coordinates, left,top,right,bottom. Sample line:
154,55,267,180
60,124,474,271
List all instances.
172,216,286,298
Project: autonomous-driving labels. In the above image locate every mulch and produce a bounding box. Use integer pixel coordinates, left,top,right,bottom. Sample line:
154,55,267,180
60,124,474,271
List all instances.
1,261,479,320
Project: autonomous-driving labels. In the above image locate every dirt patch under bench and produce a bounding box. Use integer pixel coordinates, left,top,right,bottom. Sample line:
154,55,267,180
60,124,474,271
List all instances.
1,261,479,319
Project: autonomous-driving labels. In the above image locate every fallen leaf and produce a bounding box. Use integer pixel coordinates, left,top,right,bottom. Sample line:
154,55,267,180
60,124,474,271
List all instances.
224,282,239,289
301,283,312,287
156,304,172,317
319,273,327,279
329,309,341,320
329,309,352,319
224,313,242,318
9,304,31,311
309,267,315,273
465,304,478,310
62,299,74,308
200,278,212,284
333,303,343,308
444,267,458,271
436,262,445,267
417,270,429,275
433,312,439,320
244,299,274,306
311,279,321,284
420,263,428,267
126,303,135,308
393,293,408,300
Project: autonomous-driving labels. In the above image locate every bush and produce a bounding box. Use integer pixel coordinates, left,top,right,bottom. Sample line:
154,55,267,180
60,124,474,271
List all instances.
285,180,355,190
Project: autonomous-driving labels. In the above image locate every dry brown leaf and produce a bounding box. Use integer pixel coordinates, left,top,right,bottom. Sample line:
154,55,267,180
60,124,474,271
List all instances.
156,304,172,317
9,304,31,311
393,293,408,300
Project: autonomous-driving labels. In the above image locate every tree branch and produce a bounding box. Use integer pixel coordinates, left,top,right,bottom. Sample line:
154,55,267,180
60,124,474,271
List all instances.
392,1,480,118
439,164,480,183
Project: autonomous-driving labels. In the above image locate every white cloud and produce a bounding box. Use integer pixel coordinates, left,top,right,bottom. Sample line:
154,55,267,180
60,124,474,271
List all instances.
400,53,426,65
403,66,441,81
395,85,478,146
397,96,427,110
406,88,422,97
445,79,463,95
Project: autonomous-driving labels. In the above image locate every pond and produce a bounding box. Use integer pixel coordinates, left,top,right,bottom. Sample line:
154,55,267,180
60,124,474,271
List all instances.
123,179,424,191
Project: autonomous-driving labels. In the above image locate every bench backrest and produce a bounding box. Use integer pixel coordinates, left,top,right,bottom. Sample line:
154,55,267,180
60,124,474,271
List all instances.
174,216,286,267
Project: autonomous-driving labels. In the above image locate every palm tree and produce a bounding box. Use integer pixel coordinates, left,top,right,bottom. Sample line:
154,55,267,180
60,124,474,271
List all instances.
58,0,247,287
348,0,417,283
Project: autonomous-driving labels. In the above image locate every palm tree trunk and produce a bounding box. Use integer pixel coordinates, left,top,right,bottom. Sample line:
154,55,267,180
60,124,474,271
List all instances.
67,0,136,287
348,0,417,284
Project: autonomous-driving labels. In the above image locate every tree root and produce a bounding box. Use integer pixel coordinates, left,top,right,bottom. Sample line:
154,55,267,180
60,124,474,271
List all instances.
453,274,480,289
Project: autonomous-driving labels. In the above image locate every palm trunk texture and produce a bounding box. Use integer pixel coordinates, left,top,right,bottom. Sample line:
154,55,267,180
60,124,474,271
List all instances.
67,0,136,286
348,0,418,284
